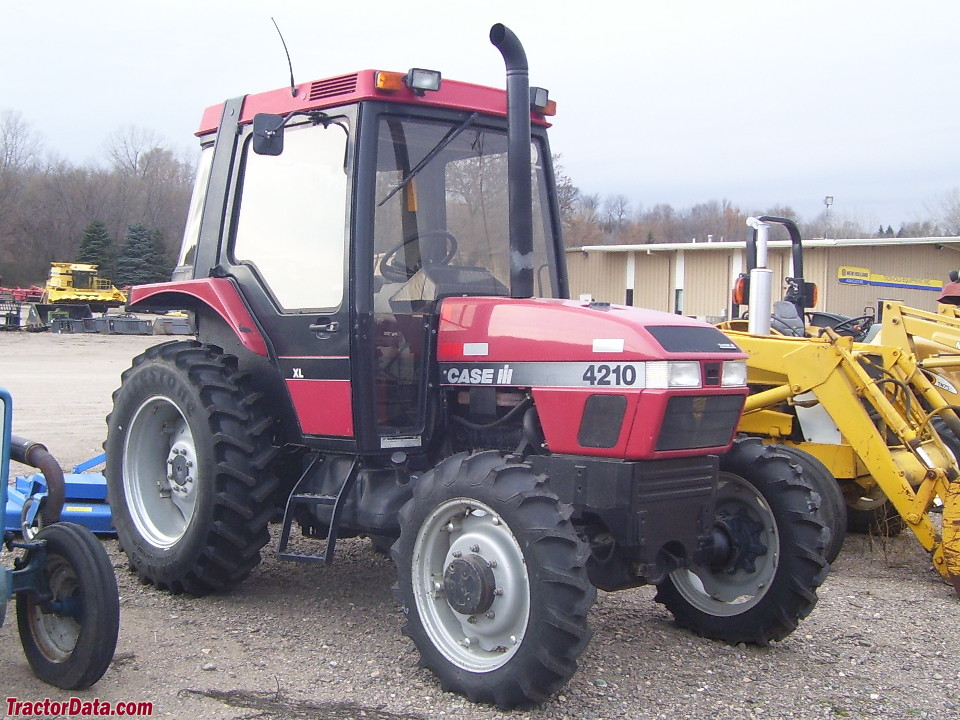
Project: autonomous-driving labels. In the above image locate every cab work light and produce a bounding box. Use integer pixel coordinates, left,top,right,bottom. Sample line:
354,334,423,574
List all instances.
406,68,442,94
529,86,557,116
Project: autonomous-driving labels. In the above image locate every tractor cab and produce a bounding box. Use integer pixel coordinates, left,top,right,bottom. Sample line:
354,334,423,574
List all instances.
146,66,563,455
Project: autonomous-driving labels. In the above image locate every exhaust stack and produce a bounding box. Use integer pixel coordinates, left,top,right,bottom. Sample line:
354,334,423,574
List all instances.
490,23,534,298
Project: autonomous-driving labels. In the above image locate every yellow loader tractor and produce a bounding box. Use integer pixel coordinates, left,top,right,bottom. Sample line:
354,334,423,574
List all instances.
720,216,960,595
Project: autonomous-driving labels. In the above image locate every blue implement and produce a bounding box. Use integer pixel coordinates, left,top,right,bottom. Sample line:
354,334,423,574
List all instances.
4,455,113,535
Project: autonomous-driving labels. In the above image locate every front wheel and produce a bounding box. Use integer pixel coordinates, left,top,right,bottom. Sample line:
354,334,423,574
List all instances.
655,438,828,645
773,445,846,563
394,452,595,709
16,522,120,690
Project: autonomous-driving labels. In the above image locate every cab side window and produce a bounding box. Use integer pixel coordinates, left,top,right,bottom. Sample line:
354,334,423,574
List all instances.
232,121,349,311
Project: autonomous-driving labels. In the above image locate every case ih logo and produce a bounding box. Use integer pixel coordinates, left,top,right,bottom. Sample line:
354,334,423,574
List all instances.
443,364,515,385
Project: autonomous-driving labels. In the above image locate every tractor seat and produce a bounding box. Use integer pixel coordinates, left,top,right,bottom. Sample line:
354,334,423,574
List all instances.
770,300,806,337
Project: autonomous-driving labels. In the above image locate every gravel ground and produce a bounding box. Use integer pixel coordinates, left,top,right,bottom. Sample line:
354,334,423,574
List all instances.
1,332,959,720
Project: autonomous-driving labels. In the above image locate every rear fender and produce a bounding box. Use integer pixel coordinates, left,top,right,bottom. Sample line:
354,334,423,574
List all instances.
127,278,268,357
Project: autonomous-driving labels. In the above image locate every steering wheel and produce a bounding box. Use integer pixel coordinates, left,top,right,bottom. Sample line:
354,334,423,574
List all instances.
379,230,458,282
829,314,874,341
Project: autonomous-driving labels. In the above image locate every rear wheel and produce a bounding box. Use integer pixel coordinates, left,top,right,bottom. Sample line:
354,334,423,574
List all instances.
846,501,907,535
394,451,595,709
933,415,960,476
16,522,119,689
655,438,828,645
105,341,279,595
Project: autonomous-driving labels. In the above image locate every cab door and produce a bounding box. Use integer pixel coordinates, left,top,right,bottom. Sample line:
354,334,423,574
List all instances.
225,112,356,441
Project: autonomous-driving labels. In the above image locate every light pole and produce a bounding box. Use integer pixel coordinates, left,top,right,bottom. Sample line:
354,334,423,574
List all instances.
824,195,834,239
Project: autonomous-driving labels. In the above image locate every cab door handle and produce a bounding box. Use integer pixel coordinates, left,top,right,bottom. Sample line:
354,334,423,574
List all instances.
309,319,339,334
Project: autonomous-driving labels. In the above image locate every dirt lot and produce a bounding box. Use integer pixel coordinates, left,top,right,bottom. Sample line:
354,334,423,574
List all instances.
1,332,959,720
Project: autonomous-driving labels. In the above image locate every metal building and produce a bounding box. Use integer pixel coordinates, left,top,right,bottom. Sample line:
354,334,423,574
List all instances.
566,236,960,321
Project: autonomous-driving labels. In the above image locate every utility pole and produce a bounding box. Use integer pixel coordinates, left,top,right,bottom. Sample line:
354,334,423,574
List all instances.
824,195,834,239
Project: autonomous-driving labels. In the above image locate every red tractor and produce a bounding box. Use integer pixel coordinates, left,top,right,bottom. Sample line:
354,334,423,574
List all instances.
105,24,827,708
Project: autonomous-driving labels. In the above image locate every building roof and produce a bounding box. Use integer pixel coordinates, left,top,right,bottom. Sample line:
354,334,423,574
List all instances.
572,236,960,254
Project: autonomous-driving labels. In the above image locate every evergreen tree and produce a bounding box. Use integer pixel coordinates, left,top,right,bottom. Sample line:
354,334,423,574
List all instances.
76,220,115,275
146,227,174,282
116,223,174,287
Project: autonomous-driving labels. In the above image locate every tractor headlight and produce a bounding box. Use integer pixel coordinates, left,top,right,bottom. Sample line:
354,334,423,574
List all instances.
721,360,748,387
646,361,702,389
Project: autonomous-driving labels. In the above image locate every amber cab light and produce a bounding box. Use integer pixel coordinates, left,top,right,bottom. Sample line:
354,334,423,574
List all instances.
732,275,749,306
375,71,406,91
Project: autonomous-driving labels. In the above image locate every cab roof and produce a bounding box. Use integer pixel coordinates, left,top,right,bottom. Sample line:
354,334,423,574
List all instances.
198,70,552,136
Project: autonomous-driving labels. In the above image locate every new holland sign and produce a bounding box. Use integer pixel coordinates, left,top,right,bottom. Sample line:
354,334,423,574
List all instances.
837,266,943,292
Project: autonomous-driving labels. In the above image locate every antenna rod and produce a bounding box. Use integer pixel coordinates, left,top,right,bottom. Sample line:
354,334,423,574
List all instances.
271,17,299,98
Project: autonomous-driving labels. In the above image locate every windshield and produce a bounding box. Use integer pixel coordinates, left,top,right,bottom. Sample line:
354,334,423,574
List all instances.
372,115,558,308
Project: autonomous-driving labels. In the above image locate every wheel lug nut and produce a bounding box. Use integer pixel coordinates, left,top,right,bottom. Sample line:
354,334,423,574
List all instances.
494,587,504,597
470,544,480,553
467,615,477,624
488,560,497,568
452,550,462,558
485,611,496,619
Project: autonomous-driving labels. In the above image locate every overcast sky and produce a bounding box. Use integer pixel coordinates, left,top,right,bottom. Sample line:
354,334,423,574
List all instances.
3,1,957,230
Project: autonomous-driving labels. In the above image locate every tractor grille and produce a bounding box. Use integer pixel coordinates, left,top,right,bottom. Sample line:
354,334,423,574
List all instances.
309,73,359,101
655,395,744,451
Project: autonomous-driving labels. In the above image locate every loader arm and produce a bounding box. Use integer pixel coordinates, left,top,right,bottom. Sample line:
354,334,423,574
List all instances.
877,301,960,438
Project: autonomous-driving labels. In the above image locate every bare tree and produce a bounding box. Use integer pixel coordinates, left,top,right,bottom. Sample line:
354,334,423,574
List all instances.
937,188,960,236
0,109,42,174
578,193,601,224
106,126,165,177
603,194,630,232
552,154,579,226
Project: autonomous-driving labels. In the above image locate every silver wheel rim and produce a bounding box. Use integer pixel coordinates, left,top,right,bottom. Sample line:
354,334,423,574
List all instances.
412,498,530,672
670,472,779,616
123,395,199,548
29,555,80,661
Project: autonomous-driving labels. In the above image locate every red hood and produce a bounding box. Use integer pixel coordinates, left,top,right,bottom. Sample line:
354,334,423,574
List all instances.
437,297,744,363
